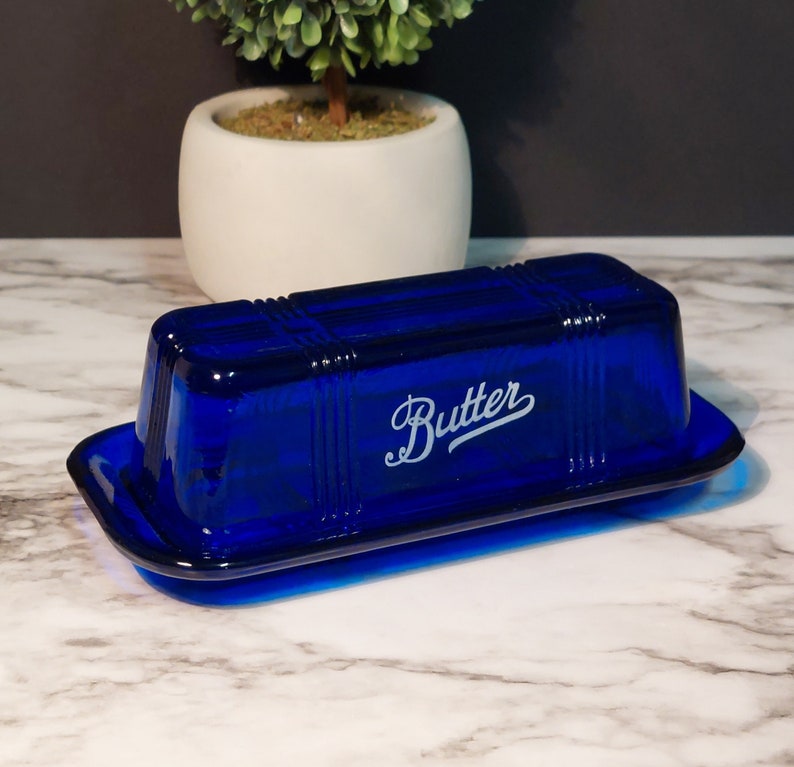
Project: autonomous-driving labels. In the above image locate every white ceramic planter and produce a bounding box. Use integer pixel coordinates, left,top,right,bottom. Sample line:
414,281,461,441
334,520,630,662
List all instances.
179,86,472,302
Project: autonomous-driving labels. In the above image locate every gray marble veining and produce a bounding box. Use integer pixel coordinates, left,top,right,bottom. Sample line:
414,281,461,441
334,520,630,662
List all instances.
1,238,792,766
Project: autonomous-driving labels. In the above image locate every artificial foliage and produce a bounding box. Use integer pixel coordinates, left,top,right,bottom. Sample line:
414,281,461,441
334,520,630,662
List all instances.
170,0,478,80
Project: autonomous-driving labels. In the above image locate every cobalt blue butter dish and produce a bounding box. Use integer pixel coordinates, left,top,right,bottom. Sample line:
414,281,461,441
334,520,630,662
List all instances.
67,253,744,580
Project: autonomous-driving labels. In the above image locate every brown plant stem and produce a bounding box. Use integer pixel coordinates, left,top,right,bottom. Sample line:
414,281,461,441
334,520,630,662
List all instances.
323,65,349,128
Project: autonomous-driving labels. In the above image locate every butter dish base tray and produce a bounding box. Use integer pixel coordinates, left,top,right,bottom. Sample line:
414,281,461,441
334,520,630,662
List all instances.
67,390,744,582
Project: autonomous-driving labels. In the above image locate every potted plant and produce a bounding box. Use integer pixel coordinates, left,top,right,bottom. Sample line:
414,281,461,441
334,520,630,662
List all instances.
170,0,479,301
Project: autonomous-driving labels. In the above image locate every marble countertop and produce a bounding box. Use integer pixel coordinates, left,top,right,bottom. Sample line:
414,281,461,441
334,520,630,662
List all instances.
1,238,792,766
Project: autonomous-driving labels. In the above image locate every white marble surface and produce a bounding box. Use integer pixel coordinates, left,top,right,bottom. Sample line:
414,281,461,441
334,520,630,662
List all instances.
1,238,793,767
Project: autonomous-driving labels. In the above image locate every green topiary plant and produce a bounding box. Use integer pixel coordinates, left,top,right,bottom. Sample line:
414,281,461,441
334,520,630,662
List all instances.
170,0,479,126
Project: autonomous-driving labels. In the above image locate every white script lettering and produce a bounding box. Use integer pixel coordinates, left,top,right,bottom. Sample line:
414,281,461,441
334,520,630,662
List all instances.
384,381,535,467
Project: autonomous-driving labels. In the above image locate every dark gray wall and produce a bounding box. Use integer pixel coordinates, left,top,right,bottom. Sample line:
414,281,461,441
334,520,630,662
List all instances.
2,1,793,237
